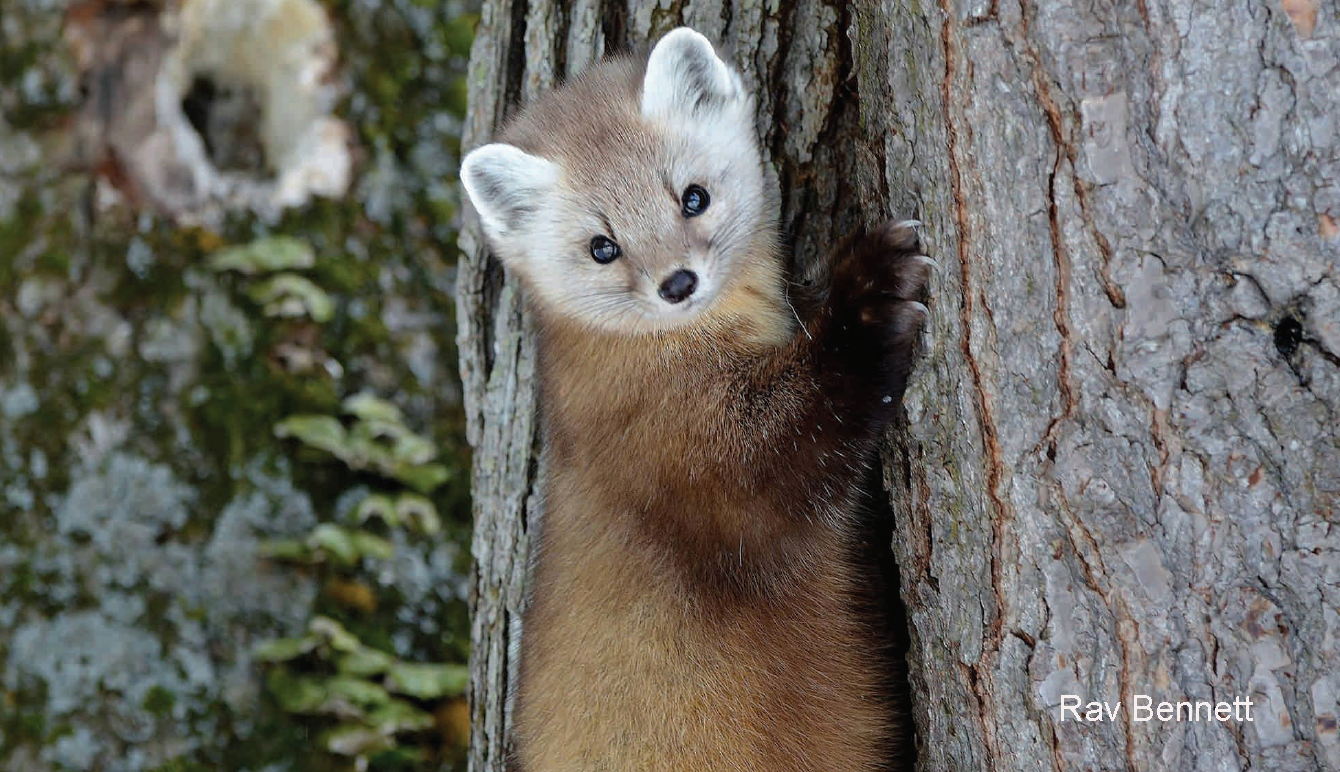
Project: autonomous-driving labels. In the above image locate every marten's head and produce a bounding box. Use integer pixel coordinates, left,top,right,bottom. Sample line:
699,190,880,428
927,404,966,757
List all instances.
461,28,779,335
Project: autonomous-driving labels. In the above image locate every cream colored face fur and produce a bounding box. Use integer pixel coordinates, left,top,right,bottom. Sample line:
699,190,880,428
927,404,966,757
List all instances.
460,28,773,334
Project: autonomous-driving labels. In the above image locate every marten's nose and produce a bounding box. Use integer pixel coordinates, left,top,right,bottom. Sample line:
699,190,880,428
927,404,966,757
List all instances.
658,269,698,304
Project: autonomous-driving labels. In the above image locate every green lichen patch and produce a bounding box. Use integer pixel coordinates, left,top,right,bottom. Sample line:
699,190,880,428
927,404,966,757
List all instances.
261,523,395,567
257,614,465,768
207,236,318,275
383,662,468,701
274,396,453,494
353,492,442,535
247,273,337,323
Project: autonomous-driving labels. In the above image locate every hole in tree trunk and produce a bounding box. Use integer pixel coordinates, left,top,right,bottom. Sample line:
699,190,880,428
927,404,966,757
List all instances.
180,74,268,175
1274,315,1303,358
64,0,352,223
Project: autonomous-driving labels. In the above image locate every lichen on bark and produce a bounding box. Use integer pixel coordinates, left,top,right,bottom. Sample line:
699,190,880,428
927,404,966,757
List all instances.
1,1,478,770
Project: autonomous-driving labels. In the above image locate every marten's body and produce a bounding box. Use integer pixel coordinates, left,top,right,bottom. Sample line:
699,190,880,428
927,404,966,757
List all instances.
461,28,929,772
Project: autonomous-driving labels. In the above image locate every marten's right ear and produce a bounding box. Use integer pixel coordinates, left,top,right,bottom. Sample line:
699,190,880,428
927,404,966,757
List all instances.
460,143,561,242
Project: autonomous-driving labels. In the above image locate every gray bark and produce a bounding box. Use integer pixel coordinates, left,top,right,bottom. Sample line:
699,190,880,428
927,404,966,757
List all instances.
457,1,1340,771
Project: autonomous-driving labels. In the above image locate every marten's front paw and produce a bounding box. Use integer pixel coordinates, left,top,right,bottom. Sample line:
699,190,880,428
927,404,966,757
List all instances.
799,219,930,422
820,219,932,409
830,219,932,341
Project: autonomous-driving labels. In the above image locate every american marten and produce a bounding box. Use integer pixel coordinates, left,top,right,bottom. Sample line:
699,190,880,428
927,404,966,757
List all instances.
460,27,929,772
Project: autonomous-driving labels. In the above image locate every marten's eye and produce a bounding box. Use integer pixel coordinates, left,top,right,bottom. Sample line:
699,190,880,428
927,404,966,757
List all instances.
590,236,622,264
681,185,710,217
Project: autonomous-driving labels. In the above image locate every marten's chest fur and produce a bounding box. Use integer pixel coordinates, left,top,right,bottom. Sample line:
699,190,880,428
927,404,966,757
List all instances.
511,315,892,772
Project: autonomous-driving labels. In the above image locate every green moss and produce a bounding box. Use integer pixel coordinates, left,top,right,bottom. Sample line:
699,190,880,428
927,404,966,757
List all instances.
0,314,13,368
184,349,340,475
105,239,194,313
0,192,43,278
6,560,37,598
0,681,50,757
142,685,178,717
0,44,74,129
437,13,479,58
146,757,207,772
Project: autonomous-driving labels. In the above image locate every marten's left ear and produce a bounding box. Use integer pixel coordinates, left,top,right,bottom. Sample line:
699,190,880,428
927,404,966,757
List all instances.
641,28,746,122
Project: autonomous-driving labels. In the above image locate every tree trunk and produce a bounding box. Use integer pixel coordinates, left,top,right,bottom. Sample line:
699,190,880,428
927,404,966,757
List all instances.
456,1,1340,770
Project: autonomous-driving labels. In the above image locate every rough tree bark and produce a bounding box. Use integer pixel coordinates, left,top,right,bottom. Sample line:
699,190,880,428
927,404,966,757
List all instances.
456,1,1340,770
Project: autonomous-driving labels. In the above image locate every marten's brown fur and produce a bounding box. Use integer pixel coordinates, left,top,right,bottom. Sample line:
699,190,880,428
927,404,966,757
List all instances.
460,27,929,772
